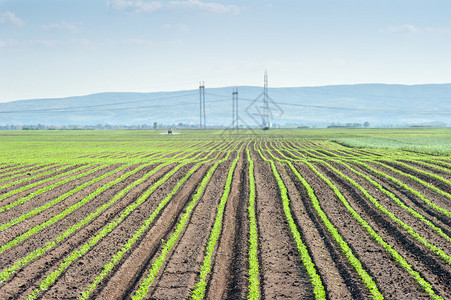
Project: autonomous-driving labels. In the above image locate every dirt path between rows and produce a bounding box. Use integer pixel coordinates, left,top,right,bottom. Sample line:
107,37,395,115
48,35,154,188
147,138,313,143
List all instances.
0,164,168,298
251,147,314,299
43,163,198,299
94,162,210,299
146,155,234,299
205,148,249,300
294,161,429,299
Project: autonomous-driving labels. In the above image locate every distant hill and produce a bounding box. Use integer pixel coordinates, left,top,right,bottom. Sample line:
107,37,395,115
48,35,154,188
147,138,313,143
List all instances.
1,84,450,128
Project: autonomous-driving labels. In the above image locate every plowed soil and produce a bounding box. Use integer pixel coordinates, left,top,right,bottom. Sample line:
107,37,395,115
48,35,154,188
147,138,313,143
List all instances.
1,138,451,299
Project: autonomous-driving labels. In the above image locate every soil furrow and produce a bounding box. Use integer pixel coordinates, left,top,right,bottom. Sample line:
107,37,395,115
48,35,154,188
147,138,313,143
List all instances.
0,164,113,229
205,149,248,300
0,164,157,270
42,163,197,299
278,162,354,300
147,155,234,299
366,161,451,212
0,163,173,299
314,161,451,298
93,163,211,300
293,161,429,299
251,148,314,299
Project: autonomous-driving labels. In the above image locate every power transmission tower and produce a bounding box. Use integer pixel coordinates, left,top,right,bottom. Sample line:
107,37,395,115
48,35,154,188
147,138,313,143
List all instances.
199,82,206,129
262,70,270,130
246,70,283,130
232,88,238,130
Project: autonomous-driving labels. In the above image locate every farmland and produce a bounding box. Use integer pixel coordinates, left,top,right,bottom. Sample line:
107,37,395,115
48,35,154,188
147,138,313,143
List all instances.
0,128,451,299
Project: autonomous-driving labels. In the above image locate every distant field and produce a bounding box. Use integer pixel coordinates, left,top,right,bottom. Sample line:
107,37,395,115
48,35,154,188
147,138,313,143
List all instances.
329,128,451,156
0,129,450,299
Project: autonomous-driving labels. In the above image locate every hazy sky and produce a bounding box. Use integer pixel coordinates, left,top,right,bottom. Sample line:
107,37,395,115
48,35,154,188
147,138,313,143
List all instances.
1,0,451,102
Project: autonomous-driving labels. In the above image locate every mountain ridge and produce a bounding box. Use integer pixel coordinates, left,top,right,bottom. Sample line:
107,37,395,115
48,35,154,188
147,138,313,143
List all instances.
1,83,450,127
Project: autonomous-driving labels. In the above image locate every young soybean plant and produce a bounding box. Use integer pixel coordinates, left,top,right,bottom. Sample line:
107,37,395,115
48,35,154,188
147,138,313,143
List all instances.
257,142,326,300
132,145,238,300
190,144,243,299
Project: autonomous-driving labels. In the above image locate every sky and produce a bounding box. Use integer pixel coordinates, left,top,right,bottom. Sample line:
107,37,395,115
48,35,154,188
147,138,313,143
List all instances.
1,0,451,102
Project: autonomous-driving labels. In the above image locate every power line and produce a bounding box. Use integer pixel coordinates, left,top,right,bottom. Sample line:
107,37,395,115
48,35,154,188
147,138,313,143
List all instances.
0,98,230,114
0,92,199,114
1,89,450,117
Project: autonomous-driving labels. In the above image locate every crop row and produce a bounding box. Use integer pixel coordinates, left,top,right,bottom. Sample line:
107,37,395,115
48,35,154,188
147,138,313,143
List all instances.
267,142,448,299
79,147,227,299
0,163,145,283
1,143,232,295
131,144,238,299
262,142,382,299
191,143,243,299
246,143,260,300
257,142,326,299
0,164,54,184
0,164,85,204
27,161,185,299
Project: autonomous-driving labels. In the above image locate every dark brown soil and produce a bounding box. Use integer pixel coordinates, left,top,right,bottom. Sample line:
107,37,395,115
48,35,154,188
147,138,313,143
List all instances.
146,153,234,299
251,146,315,299
205,150,249,300
1,140,451,300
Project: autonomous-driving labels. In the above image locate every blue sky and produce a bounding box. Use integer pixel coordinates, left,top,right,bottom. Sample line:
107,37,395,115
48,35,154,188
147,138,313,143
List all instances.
1,0,451,102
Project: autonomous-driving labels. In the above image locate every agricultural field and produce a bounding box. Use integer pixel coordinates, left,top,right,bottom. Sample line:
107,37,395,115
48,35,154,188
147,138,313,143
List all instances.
0,128,450,299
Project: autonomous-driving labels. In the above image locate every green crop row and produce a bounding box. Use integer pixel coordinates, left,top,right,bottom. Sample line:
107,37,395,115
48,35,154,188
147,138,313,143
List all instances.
257,142,326,299
322,161,449,296
0,163,150,283
339,161,451,245
131,145,237,300
304,160,443,300
0,164,131,254
276,142,451,209
246,143,260,300
0,164,52,185
414,160,451,175
27,160,189,299
79,149,223,299
190,144,243,299
0,164,93,212
375,161,451,200
0,164,108,232
265,145,383,299
0,164,77,203
354,161,451,218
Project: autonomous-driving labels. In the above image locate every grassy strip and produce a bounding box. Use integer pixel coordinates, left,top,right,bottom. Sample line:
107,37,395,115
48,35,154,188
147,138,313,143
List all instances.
266,145,383,299
0,165,107,232
257,142,326,299
305,160,443,300
246,143,260,300
130,146,236,300
27,161,187,299
0,164,78,203
339,161,451,245
354,161,451,218
0,163,150,283
78,150,222,299
190,144,243,299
